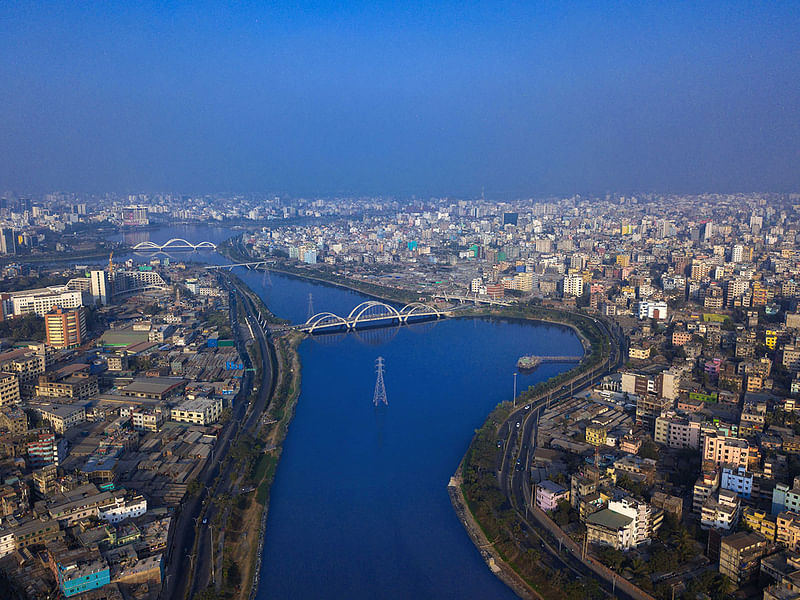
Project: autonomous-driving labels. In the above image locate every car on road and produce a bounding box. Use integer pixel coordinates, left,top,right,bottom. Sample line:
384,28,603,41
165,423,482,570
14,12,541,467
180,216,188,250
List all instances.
202,518,207,524
524,404,530,410
496,440,503,448
515,422,520,429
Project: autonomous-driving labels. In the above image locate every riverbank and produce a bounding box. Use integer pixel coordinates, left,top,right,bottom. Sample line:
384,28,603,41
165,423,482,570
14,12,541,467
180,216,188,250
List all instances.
451,306,614,600
448,468,542,600
0,246,127,266
217,238,419,306
213,326,303,600
241,331,303,600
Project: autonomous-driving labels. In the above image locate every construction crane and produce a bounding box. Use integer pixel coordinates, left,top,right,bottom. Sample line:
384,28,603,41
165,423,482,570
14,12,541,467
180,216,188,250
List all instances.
108,251,114,275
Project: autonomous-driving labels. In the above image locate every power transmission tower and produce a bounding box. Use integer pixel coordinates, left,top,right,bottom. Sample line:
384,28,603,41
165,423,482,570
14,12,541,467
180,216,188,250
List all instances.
373,357,388,406
307,293,314,320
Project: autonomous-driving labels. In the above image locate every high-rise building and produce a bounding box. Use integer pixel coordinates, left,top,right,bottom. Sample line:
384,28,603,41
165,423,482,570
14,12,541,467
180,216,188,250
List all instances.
45,307,87,349
562,274,584,297
89,270,109,306
121,206,149,227
0,229,15,255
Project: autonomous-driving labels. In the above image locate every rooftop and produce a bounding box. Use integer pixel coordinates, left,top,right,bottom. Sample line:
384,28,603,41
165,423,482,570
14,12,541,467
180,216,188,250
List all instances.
586,508,633,531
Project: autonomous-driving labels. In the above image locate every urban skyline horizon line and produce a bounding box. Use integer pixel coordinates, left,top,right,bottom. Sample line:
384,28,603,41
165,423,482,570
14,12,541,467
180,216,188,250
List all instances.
2,187,799,202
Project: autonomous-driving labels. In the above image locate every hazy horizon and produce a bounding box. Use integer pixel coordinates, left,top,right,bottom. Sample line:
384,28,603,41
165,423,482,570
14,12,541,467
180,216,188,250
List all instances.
2,2,799,197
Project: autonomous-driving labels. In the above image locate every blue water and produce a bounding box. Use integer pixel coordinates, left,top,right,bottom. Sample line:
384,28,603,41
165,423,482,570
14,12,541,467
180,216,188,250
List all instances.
238,269,582,600
100,225,583,599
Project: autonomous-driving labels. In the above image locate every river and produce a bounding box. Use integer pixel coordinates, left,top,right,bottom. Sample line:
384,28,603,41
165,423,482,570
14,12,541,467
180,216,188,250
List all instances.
105,224,583,599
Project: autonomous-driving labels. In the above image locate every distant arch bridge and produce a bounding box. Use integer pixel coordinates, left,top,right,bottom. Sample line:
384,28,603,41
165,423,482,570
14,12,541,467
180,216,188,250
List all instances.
132,238,217,251
299,301,445,333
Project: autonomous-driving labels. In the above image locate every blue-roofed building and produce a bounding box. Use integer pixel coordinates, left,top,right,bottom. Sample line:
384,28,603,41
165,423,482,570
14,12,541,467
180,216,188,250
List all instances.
58,558,110,597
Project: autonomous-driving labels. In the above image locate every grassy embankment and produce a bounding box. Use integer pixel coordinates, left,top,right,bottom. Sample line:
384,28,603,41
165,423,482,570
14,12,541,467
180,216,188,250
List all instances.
192,275,302,600
195,331,303,600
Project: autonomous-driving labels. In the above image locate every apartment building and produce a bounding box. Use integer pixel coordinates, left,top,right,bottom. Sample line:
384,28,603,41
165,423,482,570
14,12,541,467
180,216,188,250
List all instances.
535,480,569,512
607,496,662,546
778,511,800,551
701,489,741,531
703,434,750,469
719,531,768,586
742,507,776,541
34,403,86,434
774,478,800,516
0,372,20,407
694,469,720,514
586,509,635,550
721,466,753,499
36,372,98,400
170,397,223,426
654,411,701,449
622,369,680,400
45,307,87,349
98,492,147,524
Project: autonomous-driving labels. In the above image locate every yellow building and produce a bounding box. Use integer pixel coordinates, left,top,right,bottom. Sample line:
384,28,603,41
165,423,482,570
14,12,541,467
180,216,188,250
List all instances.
742,507,776,541
766,330,778,350
628,345,652,360
586,423,607,446
616,254,630,267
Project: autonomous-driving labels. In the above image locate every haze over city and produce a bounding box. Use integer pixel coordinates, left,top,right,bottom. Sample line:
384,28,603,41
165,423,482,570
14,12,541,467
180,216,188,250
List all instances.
2,2,799,196
3,4,800,600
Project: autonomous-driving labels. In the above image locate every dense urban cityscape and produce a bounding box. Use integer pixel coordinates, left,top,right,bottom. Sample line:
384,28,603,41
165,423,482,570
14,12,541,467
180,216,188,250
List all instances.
2,1,799,599
0,191,797,599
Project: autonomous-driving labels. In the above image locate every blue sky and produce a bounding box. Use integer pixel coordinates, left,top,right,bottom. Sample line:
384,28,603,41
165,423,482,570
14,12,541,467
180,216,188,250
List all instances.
1,2,799,196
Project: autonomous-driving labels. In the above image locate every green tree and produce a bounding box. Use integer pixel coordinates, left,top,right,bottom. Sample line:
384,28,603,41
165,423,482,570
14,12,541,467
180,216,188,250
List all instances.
638,440,659,460
186,479,202,496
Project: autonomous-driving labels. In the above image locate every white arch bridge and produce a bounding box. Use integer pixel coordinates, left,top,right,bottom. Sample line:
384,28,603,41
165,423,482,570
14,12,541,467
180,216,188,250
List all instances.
299,301,445,333
132,238,217,251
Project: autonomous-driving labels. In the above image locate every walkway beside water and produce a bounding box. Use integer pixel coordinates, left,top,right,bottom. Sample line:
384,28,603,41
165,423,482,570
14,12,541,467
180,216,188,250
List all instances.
448,470,542,600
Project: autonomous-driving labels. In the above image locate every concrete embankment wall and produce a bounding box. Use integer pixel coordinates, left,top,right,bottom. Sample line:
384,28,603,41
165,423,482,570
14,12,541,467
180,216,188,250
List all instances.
447,476,542,600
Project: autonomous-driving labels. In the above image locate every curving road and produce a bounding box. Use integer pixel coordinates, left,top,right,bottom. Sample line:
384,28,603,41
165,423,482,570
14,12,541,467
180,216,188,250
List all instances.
494,315,632,599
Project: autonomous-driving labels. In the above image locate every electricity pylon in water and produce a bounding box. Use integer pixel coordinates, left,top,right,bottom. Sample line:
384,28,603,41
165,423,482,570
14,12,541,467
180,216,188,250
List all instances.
373,357,388,406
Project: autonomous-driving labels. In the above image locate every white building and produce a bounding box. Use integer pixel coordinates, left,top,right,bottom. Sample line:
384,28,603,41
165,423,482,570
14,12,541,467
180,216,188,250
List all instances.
0,528,14,558
7,287,83,317
721,466,753,499
772,477,800,515
98,492,147,524
636,301,668,320
562,274,584,297
608,496,660,546
701,489,741,530
90,270,109,306
654,412,701,449
171,397,223,426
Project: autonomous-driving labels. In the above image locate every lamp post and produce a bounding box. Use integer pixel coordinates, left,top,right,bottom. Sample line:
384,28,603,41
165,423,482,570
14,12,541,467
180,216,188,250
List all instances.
513,372,518,407
210,524,215,584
